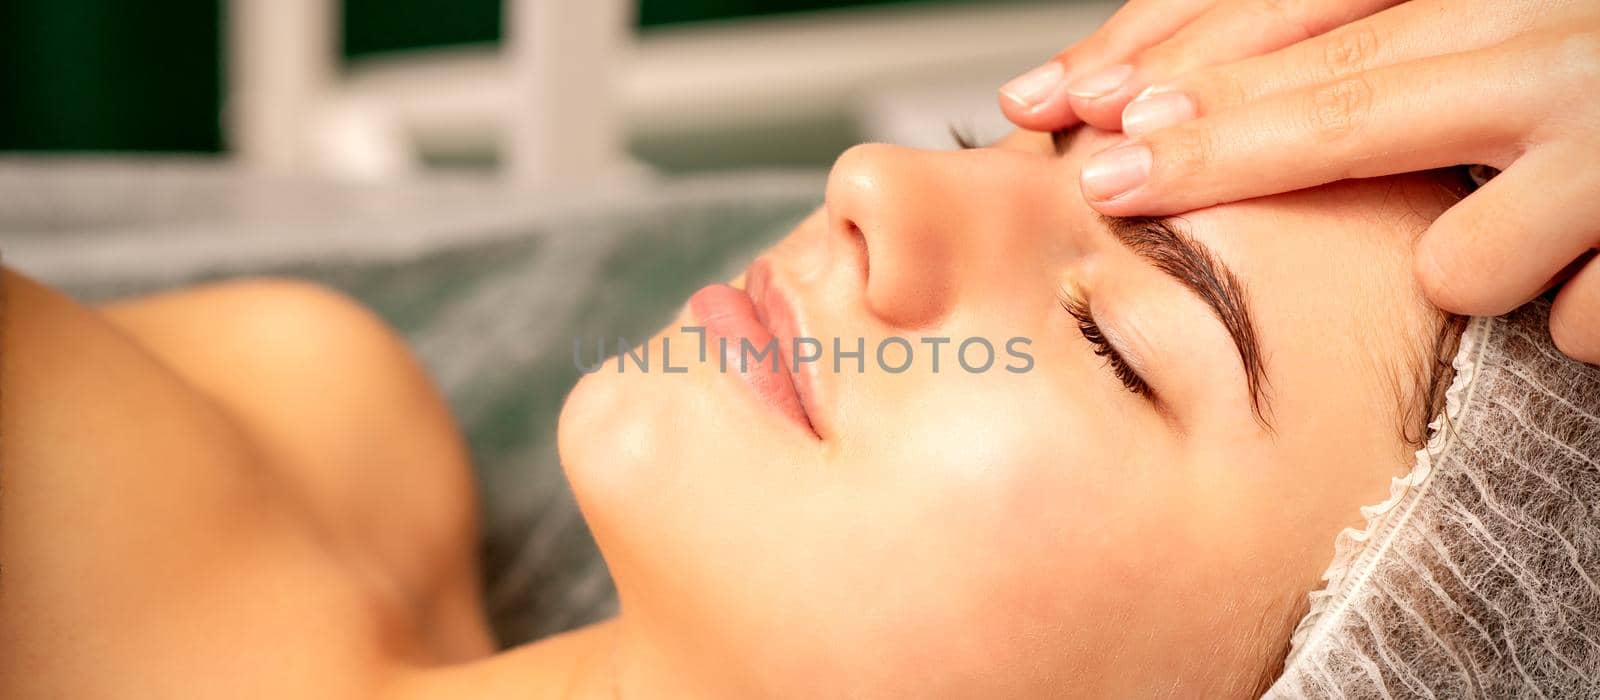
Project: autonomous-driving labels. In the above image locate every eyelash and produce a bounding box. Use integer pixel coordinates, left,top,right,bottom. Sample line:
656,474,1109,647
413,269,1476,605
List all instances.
1058,292,1152,399
949,124,980,149
949,125,1072,153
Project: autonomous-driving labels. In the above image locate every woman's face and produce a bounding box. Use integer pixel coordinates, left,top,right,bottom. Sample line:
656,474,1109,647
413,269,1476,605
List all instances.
559,128,1458,697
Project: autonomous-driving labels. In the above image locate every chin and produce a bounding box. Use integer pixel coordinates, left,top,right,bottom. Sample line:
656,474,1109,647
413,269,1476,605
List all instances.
557,326,708,517
559,346,653,497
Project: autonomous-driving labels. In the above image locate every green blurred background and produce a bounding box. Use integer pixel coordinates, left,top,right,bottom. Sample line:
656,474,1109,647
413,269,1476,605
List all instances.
0,0,942,153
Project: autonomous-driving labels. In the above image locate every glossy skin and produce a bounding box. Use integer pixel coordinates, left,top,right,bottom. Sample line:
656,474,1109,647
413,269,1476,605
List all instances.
0,129,1460,699
559,128,1461,697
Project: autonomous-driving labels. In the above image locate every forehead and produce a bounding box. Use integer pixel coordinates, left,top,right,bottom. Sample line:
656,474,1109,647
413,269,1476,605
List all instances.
1181,177,1446,420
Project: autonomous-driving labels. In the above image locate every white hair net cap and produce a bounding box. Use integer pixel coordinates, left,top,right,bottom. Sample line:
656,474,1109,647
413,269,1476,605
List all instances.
1266,301,1600,698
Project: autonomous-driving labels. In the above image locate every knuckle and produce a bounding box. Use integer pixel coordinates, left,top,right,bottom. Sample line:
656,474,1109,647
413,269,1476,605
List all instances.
1152,125,1216,185
1192,71,1249,112
1253,0,1294,18
1321,26,1381,81
1306,76,1374,144
1135,44,1188,83
1251,0,1317,42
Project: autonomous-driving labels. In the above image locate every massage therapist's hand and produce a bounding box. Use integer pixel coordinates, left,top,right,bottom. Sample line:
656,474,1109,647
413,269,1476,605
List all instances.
998,0,1600,364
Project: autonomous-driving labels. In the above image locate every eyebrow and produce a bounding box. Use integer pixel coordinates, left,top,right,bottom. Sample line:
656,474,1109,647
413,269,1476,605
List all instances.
1101,215,1272,426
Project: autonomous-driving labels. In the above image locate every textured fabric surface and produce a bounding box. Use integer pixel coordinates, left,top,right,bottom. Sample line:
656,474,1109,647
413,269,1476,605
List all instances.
1268,301,1600,699
1,159,823,645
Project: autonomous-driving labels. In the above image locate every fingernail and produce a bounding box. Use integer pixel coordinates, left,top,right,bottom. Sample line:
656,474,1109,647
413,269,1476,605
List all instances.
1000,62,1066,110
1065,63,1133,100
1121,91,1196,137
1081,142,1152,201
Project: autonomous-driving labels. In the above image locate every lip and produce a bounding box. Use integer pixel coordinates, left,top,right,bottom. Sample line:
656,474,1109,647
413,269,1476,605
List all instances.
746,259,828,437
688,260,821,438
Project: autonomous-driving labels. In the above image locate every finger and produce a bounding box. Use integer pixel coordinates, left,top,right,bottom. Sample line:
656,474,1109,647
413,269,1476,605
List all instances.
1121,0,1558,137
1079,40,1550,214
1066,0,1406,130
1000,0,1217,132
1551,254,1600,365
1415,147,1600,317
1533,249,1593,299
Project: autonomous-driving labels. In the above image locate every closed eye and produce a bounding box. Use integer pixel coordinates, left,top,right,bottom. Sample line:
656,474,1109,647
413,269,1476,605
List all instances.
1099,216,1271,427
1058,290,1153,401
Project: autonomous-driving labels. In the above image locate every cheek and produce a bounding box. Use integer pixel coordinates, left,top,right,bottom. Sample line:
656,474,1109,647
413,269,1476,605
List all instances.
851,360,1157,517
851,373,1174,601
820,386,1203,685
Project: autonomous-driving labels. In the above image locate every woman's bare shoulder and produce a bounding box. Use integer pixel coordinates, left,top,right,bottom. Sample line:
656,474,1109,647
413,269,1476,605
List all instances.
0,269,398,698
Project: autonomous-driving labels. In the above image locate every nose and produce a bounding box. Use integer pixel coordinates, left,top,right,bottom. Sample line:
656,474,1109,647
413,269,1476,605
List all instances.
825,142,1048,329
825,143,964,328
